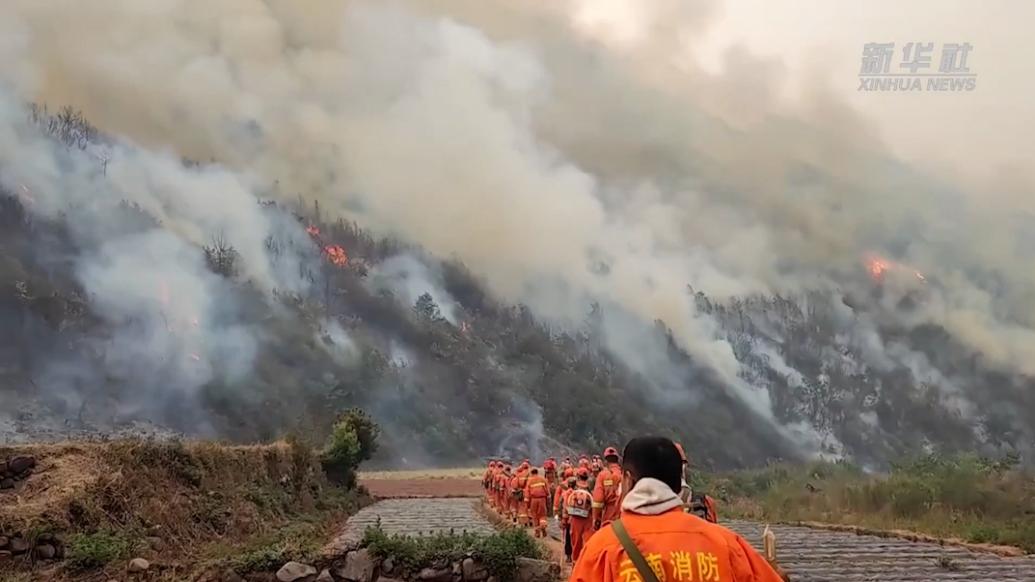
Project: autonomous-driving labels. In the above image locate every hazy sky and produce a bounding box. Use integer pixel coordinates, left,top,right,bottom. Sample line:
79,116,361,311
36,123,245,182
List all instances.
692,0,1033,189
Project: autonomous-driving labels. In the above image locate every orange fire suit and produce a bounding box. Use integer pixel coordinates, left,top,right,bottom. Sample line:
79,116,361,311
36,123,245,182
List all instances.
515,469,531,525
553,481,569,518
545,471,558,516
510,474,526,523
525,475,550,537
592,463,623,528
496,472,511,514
569,507,785,582
565,487,595,562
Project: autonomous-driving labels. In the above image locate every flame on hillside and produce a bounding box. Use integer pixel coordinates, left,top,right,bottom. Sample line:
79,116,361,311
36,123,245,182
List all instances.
864,254,926,283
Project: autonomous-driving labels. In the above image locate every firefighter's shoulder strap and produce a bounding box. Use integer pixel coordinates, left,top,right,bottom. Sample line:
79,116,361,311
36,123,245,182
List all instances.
611,520,661,582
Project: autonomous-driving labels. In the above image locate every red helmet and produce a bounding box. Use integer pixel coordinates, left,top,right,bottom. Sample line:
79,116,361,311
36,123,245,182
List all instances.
603,447,619,459
563,467,575,478
543,459,557,471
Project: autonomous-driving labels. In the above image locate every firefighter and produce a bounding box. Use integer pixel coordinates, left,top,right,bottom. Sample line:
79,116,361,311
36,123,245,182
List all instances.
515,461,531,526
566,468,595,562
561,456,574,474
592,447,623,529
483,461,496,504
543,458,559,517
569,437,783,582
556,476,576,563
509,467,524,524
497,464,512,516
525,467,550,538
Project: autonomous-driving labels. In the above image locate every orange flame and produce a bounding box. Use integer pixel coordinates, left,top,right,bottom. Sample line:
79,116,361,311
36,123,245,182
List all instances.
866,257,890,280
864,254,926,283
324,245,348,267
306,225,320,237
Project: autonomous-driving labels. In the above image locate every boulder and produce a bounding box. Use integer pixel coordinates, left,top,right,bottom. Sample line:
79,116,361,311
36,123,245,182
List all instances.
0,535,9,548
8,537,29,554
381,557,395,575
128,557,151,573
276,561,317,582
515,558,559,582
418,567,453,582
315,569,335,582
146,536,165,552
462,558,488,581
333,548,376,582
35,544,57,560
7,456,35,476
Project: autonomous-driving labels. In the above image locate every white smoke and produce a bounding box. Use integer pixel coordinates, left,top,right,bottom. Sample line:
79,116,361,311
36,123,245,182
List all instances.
0,0,1032,453
368,254,461,324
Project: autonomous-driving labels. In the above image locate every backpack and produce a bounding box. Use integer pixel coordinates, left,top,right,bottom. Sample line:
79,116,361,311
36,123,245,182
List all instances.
566,489,593,518
689,493,718,523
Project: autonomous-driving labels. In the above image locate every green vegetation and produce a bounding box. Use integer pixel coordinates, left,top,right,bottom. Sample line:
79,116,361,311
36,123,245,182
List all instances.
697,454,1035,552
362,526,544,580
223,519,334,573
65,530,135,571
321,408,381,487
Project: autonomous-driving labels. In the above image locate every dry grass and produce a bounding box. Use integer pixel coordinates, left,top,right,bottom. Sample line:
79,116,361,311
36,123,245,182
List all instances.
0,439,367,581
698,455,1035,554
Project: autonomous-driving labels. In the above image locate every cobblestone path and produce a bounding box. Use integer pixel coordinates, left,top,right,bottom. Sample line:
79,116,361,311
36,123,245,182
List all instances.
330,477,1035,581
732,520,1035,582
546,518,1035,581
325,498,495,555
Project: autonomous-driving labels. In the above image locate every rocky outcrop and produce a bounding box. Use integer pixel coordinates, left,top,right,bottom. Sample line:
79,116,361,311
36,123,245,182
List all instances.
0,454,36,489
0,530,65,563
276,561,318,582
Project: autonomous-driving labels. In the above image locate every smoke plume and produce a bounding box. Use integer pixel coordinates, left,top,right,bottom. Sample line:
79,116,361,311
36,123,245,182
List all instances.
0,0,1032,458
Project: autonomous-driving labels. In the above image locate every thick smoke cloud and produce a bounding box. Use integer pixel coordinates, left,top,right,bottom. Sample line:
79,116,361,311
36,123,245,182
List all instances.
0,0,1032,453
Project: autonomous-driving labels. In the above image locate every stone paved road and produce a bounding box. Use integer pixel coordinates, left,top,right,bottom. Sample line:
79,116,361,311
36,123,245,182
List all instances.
547,518,1035,581
728,520,1035,582
325,498,495,555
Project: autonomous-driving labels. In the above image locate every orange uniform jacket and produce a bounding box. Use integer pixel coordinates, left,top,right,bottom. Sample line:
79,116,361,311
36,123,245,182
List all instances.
570,509,784,582
525,475,550,499
553,482,569,518
592,464,623,526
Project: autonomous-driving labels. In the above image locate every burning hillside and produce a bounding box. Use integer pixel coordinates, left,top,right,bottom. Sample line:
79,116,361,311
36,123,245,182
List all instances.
0,1,1033,467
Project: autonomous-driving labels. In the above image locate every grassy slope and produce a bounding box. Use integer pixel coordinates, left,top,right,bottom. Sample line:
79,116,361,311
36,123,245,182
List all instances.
697,455,1035,553
0,439,365,581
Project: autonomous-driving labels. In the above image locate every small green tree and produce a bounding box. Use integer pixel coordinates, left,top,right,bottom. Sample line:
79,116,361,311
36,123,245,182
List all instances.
321,408,380,487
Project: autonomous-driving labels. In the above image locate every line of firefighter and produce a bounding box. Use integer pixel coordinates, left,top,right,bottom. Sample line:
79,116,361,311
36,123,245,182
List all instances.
481,443,715,563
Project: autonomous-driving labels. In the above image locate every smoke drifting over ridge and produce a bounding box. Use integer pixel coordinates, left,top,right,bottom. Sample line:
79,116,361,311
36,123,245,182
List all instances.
0,0,1033,457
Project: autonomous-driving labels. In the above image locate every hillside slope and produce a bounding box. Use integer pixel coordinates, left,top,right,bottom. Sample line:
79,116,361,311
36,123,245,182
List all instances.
1,108,1032,469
